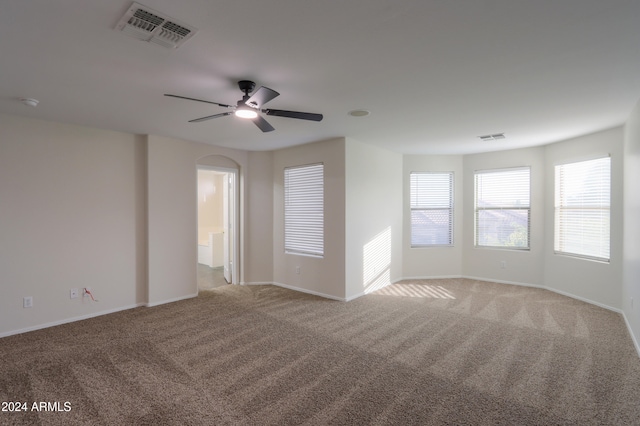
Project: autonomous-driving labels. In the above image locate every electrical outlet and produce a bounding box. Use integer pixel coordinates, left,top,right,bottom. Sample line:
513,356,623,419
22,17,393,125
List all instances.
70,288,79,299
23,296,33,308
295,266,300,275
500,261,507,269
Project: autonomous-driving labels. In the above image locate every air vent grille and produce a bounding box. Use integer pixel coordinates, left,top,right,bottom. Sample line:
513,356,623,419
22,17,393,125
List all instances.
478,133,505,141
115,2,197,49
132,9,164,27
163,21,191,37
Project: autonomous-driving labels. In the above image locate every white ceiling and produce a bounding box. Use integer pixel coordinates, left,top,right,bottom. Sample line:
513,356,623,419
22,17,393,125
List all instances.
1,0,639,154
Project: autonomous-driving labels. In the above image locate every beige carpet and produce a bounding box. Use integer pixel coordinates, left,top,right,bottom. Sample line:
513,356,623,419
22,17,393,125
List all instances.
1,278,639,425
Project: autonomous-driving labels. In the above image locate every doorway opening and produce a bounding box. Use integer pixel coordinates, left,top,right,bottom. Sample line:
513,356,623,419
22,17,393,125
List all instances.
197,166,237,291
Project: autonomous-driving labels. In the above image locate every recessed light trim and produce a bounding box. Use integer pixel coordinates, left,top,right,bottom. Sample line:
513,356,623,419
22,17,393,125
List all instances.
20,98,39,107
348,109,370,117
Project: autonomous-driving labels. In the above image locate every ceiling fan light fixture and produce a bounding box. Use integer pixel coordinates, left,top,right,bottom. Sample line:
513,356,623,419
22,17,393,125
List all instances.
166,80,322,132
235,105,258,119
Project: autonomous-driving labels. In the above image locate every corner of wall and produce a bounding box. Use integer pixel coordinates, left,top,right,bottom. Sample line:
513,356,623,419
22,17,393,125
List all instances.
623,98,640,357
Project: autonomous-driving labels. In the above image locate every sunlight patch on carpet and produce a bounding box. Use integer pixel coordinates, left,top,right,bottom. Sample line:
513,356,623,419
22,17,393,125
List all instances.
373,283,456,299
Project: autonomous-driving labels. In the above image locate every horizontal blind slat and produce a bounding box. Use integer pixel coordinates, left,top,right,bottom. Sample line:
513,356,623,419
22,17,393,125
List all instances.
284,163,324,256
475,167,530,248
410,172,453,246
554,157,610,260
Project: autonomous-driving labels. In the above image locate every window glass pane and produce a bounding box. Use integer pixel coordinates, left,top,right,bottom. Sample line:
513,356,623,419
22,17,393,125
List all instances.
475,167,530,249
411,209,452,246
410,172,453,246
476,209,529,248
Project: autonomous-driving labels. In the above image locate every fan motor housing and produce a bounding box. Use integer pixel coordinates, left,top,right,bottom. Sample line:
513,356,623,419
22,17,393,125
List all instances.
238,80,256,94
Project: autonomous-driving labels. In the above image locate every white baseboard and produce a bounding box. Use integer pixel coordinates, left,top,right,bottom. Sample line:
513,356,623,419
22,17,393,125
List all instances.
146,293,198,307
540,285,621,314
395,274,638,357
622,313,640,358
271,282,347,301
397,274,623,314
399,275,464,281
346,292,365,302
243,281,371,302
0,303,145,339
463,275,622,314
461,275,544,290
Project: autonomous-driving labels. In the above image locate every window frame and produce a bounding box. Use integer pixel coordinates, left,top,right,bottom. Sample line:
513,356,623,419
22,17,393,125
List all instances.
409,171,454,247
284,162,324,258
554,156,611,263
474,166,531,250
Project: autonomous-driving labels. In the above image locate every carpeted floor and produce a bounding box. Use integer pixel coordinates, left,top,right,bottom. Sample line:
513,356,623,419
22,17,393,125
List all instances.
197,264,229,291
1,278,639,425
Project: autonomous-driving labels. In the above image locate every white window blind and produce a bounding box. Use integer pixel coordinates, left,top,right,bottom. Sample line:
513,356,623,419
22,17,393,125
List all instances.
410,172,453,246
554,156,610,262
475,167,530,249
284,163,324,257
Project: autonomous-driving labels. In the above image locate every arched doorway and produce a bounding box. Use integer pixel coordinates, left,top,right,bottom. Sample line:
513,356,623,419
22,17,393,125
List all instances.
196,155,240,291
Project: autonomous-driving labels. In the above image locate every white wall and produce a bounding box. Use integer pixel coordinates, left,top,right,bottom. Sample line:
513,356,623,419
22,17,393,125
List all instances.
1,110,635,347
197,170,225,238
544,127,624,310
0,114,146,336
243,150,274,284
345,139,403,300
0,114,279,336
272,138,346,300
462,147,546,286
402,155,464,279
146,135,251,306
623,100,640,352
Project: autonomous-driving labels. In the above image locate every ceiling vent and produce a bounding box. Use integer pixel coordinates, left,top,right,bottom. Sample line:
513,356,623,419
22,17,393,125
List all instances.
115,2,197,49
478,133,505,141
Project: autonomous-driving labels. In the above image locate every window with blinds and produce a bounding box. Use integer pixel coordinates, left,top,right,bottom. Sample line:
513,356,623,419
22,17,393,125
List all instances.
284,163,324,257
554,156,610,262
475,167,530,249
410,172,454,246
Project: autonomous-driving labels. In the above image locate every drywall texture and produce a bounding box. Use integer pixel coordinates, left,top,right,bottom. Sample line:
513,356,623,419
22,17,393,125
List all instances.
197,170,225,238
462,146,546,287
0,114,146,336
345,138,403,299
402,155,464,278
544,127,624,310
624,100,640,351
243,150,274,284
0,110,634,344
272,138,346,299
402,131,625,313
146,135,249,305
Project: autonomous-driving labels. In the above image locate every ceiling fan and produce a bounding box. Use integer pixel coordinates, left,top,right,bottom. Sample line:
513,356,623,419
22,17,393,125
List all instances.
165,80,323,132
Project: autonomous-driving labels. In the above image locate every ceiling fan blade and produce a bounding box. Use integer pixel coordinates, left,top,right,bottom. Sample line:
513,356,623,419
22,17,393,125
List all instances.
165,94,233,109
189,112,233,123
264,109,323,122
245,86,280,108
252,115,275,132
